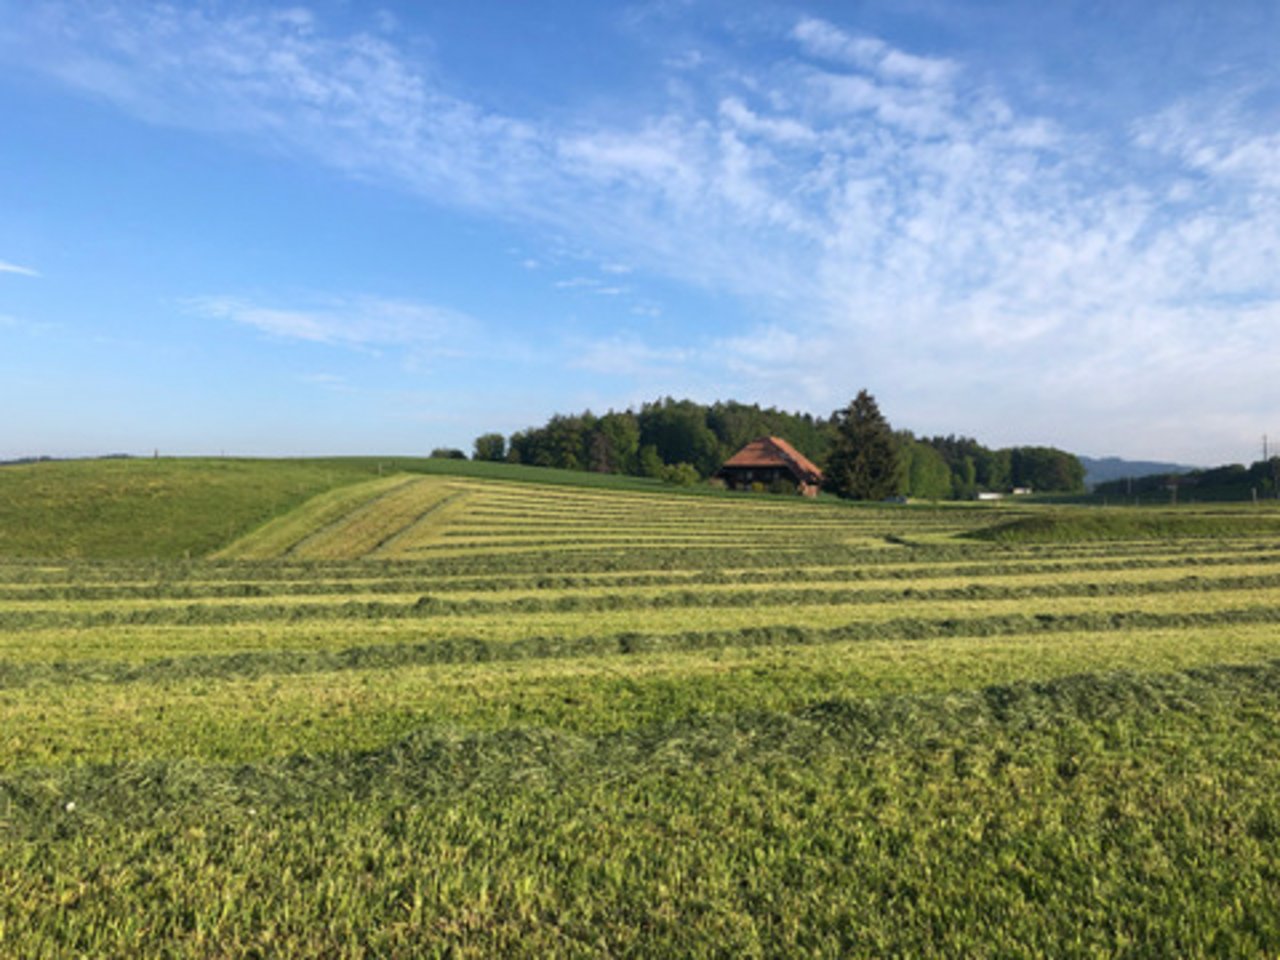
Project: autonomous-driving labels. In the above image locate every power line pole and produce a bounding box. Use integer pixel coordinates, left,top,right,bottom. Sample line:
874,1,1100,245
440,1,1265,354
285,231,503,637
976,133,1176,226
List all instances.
1266,435,1280,500
1272,435,1280,500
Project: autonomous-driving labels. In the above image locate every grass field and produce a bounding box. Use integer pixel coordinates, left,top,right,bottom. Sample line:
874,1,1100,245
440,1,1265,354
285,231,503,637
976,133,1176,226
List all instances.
3,460,1280,955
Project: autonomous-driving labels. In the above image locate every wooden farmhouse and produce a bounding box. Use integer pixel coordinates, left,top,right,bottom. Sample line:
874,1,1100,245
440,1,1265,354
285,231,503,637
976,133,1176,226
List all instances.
716,436,824,497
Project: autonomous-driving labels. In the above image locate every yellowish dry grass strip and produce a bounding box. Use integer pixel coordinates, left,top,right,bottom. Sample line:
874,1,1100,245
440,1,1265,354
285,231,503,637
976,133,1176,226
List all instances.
288,477,457,560
212,474,416,560
5,622,1280,770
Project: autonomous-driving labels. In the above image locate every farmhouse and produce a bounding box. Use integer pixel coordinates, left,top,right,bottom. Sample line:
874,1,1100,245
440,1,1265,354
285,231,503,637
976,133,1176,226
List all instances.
716,436,824,497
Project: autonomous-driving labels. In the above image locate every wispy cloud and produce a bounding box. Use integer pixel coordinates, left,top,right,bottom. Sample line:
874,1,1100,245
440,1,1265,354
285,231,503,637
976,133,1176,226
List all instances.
297,372,355,393
7,3,1280,460
571,334,695,380
554,277,600,290
0,260,39,277
187,295,477,356
0,312,57,335
791,16,957,87
553,276,628,297
3,3,550,213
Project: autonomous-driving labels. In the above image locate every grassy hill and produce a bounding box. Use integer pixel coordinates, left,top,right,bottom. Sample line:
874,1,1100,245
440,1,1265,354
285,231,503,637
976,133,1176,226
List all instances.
0,457,396,559
5,458,1280,954
0,457,716,560
0,456,950,561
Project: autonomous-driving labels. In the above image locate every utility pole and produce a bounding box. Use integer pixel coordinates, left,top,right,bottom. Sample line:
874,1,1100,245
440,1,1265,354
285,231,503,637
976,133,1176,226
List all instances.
1268,436,1279,499
1273,437,1280,500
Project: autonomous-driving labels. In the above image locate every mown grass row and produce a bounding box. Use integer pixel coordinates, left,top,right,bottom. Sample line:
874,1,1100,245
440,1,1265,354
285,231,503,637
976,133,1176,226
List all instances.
8,548,1280,602
210,473,420,561
7,604,1280,698
10,535,1280,585
4,662,1280,956
974,507,1280,543
227,475,1003,560
7,574,1280,632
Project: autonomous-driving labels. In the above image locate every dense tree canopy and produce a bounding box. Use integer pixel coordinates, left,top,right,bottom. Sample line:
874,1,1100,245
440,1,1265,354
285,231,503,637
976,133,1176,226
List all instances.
497,399,829,483
474,396,1085,498
920,435,1083,495
903,438,952,501
1009,446,1086,493
472,433,506,462
825,391,903,501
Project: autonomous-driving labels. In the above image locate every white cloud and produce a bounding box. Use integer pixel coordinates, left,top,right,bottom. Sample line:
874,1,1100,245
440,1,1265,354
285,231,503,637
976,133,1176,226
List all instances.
571,335,693,379
554,277,600,290
557,121,703,195
719,97,816,145
553,276,627,297
791,17,956,87
1134,100,1280,191
0,260,39,277
297,372,354,393
5,3,550,213
187,295,477,355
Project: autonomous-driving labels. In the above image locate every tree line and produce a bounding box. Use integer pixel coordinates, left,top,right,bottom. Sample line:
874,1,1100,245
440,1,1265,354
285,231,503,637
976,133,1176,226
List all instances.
464,394,1084,500
1094,458,1280,502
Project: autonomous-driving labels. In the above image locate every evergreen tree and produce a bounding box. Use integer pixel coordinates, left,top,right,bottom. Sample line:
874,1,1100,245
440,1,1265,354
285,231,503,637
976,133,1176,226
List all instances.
825,391,902,500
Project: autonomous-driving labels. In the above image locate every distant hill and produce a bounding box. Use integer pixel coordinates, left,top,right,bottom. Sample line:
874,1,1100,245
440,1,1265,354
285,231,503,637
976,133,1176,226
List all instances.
1078,455,1199,489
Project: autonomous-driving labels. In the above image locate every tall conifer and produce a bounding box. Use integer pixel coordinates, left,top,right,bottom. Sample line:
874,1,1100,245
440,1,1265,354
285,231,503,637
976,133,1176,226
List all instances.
826,390,902,500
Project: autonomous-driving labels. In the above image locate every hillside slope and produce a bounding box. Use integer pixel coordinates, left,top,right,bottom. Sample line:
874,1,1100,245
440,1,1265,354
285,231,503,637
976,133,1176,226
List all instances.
217,472,996,561
0,458,391,559
0,456,913,561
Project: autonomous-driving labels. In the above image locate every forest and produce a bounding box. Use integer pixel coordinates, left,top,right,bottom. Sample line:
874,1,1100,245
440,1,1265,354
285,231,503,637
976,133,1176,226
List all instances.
468,397,1085,499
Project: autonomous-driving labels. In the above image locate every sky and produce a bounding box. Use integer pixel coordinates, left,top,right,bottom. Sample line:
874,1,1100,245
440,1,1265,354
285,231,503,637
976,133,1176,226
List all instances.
2,1,1278,465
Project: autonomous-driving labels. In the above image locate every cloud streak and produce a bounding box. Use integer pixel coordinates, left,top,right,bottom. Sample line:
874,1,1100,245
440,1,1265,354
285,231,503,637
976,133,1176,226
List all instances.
187,295,477,357
0,259,39,277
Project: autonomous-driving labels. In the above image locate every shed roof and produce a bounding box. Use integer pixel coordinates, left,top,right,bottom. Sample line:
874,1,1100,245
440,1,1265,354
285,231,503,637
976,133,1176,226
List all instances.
720,436,824,482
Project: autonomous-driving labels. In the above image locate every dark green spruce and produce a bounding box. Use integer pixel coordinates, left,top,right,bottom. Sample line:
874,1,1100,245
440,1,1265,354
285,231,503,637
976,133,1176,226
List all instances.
825,390,903,500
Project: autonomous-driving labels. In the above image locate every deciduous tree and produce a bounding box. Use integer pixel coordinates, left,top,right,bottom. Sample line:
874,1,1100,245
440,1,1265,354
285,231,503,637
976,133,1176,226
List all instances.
472,433,505,462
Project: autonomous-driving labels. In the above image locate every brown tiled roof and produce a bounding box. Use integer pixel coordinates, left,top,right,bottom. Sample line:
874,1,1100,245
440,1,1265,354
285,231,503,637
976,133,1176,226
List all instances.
720,436,824,482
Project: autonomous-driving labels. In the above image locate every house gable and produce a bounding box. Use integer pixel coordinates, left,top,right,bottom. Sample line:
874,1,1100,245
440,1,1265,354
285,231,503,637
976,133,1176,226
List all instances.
716,436,824,496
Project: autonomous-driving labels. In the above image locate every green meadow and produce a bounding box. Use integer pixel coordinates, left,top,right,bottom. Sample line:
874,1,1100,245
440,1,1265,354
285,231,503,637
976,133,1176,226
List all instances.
3,459,1280,956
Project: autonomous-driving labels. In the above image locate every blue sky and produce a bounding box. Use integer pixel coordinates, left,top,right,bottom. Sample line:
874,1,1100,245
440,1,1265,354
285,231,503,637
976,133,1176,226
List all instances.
2,0,1278,464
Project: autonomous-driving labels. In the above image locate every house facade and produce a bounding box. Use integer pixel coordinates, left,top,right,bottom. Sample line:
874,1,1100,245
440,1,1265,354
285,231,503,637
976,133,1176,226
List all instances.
716,436,824,497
